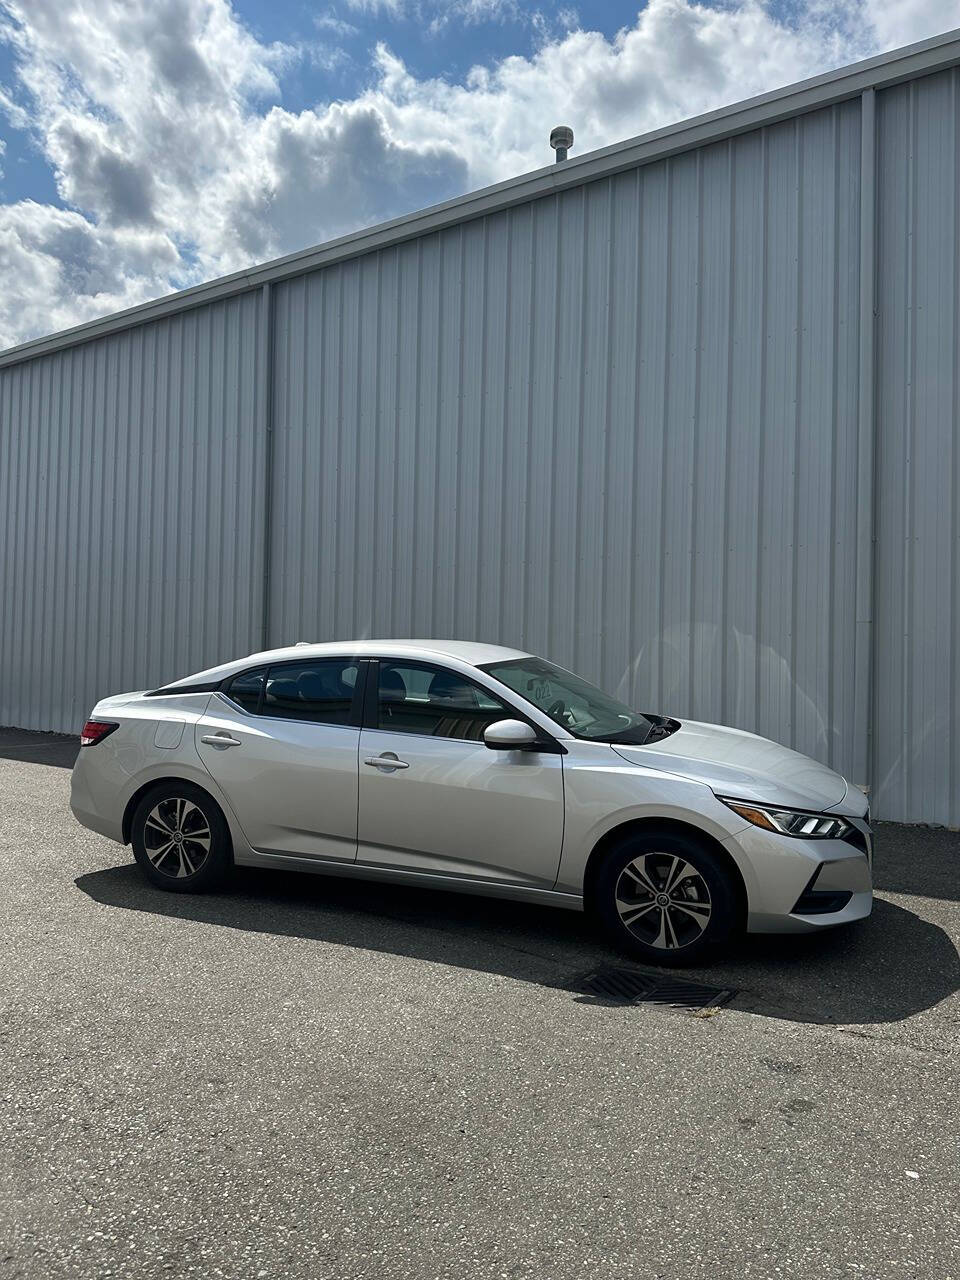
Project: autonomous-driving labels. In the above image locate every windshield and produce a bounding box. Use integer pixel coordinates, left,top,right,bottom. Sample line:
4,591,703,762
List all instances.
480,657,655,743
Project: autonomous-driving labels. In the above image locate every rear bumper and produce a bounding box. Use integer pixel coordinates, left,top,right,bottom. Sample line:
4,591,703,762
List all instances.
70,753,125,843
723,820,873,934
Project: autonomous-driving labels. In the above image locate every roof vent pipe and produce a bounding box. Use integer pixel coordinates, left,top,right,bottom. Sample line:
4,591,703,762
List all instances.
550,125,573,163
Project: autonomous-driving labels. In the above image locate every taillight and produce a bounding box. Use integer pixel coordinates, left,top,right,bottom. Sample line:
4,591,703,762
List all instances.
80,720,119,746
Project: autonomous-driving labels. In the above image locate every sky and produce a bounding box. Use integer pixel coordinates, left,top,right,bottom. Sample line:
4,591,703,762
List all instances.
0,0,958,350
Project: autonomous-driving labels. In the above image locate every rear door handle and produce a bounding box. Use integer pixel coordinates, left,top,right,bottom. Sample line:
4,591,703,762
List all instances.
201,733,242,747
364,754,409,770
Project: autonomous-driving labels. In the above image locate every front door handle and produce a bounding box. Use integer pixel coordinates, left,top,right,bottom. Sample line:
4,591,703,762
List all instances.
201,733,242,747
363,754,409,770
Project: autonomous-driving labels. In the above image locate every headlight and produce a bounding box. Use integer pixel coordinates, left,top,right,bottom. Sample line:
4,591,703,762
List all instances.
718,797,851,839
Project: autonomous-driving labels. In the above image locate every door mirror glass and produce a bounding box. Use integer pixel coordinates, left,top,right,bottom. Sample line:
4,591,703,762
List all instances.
483,718,539,750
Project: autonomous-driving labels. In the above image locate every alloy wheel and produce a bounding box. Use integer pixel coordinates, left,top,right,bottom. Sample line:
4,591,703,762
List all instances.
614,852,713,951
143,797,212,879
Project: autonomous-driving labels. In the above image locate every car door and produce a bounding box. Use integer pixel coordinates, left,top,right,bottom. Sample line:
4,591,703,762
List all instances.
196,656,362,862
357,659,565,888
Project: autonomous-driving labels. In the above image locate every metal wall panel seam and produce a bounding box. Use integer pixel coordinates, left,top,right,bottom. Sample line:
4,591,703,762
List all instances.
31,360,47,727
71,348,91,729
25,362,44,729
826,108,841,768
902,82,919,814
453,225,468,634
333,266,346,633
757,132,773,732
854,88,878,793
625,168,644,707
498,213,514,646
17,367,32,724
789,118,804,752
258,282,275,650
572,185,590,675
169,322,184,675
689,151,705,711
599,178,617,683
656,165,674,705
15,367,31,723
424,238,441,634
952,69,960,824
389,251,403,631
225,302,237,649
103,340,120,723
298,278,310,634
209,308,221,661
117,336,134,695
0,373,11,722
719,138,737,727
473,219,488,639
521,205,538,652
372,252,384,633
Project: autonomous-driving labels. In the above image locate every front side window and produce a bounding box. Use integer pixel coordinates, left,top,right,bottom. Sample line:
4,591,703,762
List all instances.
376,661,511,742
481,656,655,743
260,659,360,725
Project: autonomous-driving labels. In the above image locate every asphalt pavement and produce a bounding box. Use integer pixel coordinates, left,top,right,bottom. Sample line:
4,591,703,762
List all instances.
1,727,958,1279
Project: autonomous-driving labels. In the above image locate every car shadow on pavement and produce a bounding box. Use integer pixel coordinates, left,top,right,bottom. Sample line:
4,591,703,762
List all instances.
871,821,960,902
76,851,959,1029
0,727,79,768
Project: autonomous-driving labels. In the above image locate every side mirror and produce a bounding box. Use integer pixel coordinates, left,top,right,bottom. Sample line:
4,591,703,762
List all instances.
484,718,539,750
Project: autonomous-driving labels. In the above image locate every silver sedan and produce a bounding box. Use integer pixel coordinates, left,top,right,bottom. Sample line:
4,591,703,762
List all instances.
70,640,872,964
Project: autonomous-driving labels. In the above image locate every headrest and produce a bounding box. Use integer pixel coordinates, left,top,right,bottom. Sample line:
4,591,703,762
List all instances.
427,670,476,704
379,668,407,703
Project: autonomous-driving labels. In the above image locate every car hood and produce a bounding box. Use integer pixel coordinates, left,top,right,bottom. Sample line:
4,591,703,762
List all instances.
610,719,848,811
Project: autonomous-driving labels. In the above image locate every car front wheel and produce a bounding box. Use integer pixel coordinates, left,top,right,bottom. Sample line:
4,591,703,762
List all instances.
593,829,740,965
131,782,231,892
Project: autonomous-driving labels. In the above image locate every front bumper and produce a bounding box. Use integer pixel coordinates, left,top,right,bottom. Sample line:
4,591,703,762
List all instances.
722,816,873,934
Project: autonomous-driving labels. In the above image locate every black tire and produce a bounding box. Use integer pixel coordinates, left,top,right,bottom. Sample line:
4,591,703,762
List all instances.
592,828,740,965
131,781,232,893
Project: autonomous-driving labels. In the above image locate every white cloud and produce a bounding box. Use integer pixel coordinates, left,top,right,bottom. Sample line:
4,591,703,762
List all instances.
0,201,178,349
342,0,567,33
0,0,958,349
313,11,361,38
0,83,30,128
861,0,960,47
344,0,407,14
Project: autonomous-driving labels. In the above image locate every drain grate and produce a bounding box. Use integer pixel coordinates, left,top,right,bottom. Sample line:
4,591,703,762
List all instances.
572,966,736,1010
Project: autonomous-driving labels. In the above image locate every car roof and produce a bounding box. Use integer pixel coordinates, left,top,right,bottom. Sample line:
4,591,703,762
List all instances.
162,639,533,689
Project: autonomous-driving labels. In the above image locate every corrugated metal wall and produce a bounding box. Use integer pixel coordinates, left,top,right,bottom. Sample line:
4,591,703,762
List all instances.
270,100,863,778
0,292,267,733
1,75,959,824
874,67,960,825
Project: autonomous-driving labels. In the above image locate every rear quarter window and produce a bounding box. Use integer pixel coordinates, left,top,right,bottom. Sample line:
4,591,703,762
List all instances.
225,668,266,713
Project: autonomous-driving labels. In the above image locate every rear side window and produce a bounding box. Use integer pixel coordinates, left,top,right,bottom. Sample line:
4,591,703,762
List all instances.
262,659,360,725
226,667,266,713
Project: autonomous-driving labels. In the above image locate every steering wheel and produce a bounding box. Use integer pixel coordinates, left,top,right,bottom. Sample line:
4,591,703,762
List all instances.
547,699,567,721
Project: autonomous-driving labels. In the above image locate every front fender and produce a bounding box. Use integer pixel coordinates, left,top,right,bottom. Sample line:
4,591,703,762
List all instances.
555,749,754,896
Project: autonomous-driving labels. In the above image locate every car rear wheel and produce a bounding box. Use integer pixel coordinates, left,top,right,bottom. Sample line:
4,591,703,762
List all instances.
593,829,740,965
131,782,231,892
